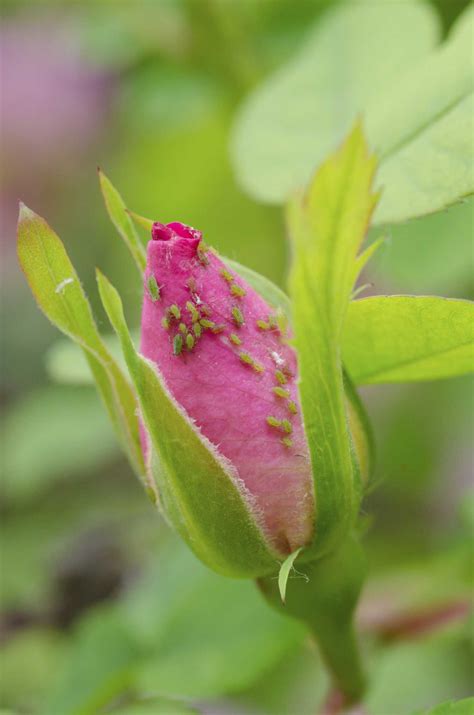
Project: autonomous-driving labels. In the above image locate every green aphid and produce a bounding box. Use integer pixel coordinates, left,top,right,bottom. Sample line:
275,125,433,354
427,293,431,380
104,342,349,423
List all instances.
268,314,278,329
252,361,265,373
231,306,244,327
220,269,234,283
147,275,160,302
287,400,298,415
276,309,288,335
266,415,282,429
169,304,181,320
229,333,242,346
281,419,293,434
186,301,200,322
211,324,226,334
239,351,253,366
186,333,195,351
230,283,246,298
281,437,293,449
197,244,210,266
272,386,290,399
173,334,183,356
200,318,215,330
161,316,170,330
179,322,187,334
256,319,271,331
193,323,202,339
275,369,287,385
200,304,212,316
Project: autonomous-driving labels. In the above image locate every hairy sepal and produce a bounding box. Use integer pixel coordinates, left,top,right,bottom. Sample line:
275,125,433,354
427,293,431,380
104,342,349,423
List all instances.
16,204,144,479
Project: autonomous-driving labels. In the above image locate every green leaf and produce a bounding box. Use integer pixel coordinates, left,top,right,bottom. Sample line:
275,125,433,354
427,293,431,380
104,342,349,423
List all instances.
232,0,439,210
17,204,145,478
412,698,474,715
369,5,474,224
343,296,474,385
96,269,279,577
98,168,147,274
278,547,304,603
287,122,378,557
232,2,473,223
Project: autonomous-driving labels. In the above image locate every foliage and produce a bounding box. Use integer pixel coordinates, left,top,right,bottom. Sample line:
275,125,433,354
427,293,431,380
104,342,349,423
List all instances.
231,1,473,223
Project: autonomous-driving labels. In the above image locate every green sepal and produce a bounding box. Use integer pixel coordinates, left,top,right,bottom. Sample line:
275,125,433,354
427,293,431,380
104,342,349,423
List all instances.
287,122,378,560
96,269,280,578
16,204,145,479
278,547,304,603
98,168,146,274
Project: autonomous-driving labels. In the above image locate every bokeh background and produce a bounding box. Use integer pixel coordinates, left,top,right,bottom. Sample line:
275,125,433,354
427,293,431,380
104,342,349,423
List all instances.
1,1,472,714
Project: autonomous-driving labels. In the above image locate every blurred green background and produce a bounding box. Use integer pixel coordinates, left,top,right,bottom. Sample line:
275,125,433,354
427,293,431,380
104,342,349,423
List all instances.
1,1,472,714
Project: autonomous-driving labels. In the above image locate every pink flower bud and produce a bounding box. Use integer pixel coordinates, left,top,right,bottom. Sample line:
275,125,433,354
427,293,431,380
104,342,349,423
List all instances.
140,221,315,555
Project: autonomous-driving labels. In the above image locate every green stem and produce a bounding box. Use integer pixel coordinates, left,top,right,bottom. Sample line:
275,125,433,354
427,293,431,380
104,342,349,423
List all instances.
258,535,367,704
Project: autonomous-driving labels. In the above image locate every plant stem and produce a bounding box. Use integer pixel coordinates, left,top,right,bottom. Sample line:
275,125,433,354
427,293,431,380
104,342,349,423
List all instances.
258,535,367,705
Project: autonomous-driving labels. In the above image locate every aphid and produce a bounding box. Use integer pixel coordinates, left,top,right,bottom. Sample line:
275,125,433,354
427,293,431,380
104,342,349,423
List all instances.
179,322,187,334
169,304,181,320
200,303,212,316
161,316,170,330
256,319,271,331
252,361,265,373
173,334,183,356
268,314,278,330
193,323,202,338
186,301,200,322
220,269,234,283
197,244,210,266
231,306,244,327
287,400,298,415
147,275,160,302
276,309,289,335
272,386,290,399
229,333,242,346
200,318,215,330
281,419,293,434
239,351,253,366
275,369,287,385
230,283,246,298
266,415,282,429
211,324,226,334
186,333,195,351
281,437,293,449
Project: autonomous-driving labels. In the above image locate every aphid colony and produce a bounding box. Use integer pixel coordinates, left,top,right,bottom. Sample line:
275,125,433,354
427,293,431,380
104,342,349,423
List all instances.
146,261,298,449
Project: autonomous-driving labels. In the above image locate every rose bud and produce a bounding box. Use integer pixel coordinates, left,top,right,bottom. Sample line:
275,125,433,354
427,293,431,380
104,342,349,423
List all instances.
139,221,370,576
